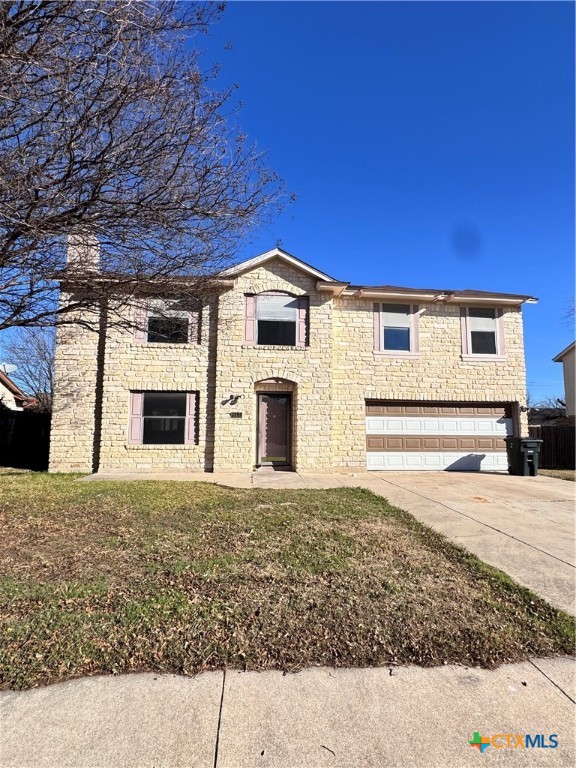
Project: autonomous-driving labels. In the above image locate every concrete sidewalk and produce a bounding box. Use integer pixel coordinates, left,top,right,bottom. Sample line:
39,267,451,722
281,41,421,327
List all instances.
2,660,574,767
82,470,576,615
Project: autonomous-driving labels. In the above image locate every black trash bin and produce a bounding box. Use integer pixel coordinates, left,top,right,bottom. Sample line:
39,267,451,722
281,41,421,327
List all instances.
504,436,543,476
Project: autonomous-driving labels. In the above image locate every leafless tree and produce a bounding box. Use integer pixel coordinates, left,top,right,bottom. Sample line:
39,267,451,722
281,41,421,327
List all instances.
0,327,55,411
0,1,285,331
536,395,566,410
564,300,575,328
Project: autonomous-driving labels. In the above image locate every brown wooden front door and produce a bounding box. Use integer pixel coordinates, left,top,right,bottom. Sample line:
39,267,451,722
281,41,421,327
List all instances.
257,394,291,467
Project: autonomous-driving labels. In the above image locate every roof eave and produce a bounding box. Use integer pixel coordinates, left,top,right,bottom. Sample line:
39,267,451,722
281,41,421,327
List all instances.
553,341,576,362
316,281,350,296
447,295,537,307
221,248,338,282
340,288,537,305
0,371,28,400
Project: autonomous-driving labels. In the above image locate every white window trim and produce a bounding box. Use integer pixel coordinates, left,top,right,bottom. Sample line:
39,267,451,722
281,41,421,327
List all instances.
374,303,420,357
460,307,506,361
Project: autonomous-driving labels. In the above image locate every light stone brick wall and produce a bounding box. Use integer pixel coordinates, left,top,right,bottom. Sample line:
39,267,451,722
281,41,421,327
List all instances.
49,258,529,473
96,301,215,471
331,297,528,469
49,297,215,472
49,303,100,472
212,260,334,471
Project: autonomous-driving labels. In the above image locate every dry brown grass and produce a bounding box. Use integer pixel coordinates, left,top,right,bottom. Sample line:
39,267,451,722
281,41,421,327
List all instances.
539,469,575,482
1,473,574,690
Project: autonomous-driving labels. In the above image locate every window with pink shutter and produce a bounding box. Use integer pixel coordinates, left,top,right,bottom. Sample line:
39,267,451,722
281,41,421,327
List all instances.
246,293,309,347
374,303,420,355
133,306,147,342
128,392,143,443
244,295,256,343
296,296,309,347
128,391,198,445
188,307,201,345
185,393,198,444
461,307,505,358
136,300,201,344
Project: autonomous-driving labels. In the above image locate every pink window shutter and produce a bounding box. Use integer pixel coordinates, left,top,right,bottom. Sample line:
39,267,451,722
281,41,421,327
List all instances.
133,305,147,342
244,295,256,343
189,307,200,344
373,303,381,352
296,296,309,347
411,305,420,353
185,392,197,445
460,308,469,355
128,392,143,443
496,309,505,355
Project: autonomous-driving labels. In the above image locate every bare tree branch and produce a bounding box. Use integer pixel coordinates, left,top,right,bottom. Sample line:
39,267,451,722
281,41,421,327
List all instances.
0,1,286,330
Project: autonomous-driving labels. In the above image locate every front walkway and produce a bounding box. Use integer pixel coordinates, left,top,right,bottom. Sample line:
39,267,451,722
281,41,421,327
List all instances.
2,660,574,767
83,470,576,615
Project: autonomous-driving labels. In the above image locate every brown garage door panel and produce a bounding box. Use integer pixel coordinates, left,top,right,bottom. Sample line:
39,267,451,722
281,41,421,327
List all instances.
366,435,506,452
366,401,509,418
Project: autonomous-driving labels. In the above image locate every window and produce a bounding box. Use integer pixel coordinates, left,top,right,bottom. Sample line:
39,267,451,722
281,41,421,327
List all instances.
461,308,504,358
374,303,419,354
147,316,189,344
245,294,308,347
128,392,198,445
382,304,411,351
133,302,200,344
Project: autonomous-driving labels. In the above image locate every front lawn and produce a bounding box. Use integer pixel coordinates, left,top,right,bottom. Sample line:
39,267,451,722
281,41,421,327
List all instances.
1,474,574,689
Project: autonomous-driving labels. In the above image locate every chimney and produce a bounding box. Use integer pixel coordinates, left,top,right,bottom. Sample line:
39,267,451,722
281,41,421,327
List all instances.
66,232,100,272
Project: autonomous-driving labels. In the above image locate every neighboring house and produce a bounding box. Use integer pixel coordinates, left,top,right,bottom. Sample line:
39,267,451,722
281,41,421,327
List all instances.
553,341,575,420
0,370,28,411
49,247,537,474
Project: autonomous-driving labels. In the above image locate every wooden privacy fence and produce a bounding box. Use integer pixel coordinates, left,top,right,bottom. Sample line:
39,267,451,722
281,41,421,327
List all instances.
528,425,575,470
0,411,51,470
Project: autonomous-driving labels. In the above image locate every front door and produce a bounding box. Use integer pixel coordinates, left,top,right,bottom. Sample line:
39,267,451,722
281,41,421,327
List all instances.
257,394,291,467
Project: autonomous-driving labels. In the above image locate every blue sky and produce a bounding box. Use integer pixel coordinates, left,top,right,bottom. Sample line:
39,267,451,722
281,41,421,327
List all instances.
203,0,574,402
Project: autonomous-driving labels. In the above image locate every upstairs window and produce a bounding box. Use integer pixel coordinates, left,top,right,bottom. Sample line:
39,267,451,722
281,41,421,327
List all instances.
257,295,298,345
245,294,308,347
374,303,419,355
133,301,200,345
147,316,189,344
461,308,504,357
128,391,197,445
382,304,411,351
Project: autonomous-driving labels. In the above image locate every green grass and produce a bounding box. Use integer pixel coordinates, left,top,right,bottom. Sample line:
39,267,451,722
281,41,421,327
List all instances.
1,473,574,690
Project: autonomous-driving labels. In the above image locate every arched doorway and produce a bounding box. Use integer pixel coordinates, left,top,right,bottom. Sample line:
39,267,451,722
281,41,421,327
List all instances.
254,378,297,469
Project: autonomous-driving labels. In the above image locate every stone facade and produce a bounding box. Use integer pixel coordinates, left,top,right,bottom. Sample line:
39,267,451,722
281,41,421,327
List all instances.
50,308,100,472
331,297,527,470
49,255,530,473
213,260,334,472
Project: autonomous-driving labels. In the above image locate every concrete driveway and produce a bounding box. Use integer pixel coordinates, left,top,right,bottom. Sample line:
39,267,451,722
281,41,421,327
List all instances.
222,469,574,615
350,472,575,616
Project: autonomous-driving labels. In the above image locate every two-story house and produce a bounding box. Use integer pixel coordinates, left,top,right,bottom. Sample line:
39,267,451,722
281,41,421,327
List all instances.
49,247,536,474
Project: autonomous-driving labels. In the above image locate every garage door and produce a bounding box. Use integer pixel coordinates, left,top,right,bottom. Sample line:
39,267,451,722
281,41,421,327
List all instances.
366,401,514,471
